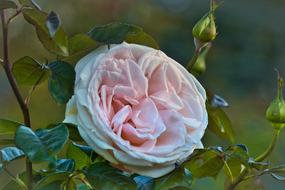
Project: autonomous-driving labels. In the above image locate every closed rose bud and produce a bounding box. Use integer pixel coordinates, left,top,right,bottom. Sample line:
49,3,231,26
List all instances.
266,72,285,130
192,44,211,75
192,12,217,44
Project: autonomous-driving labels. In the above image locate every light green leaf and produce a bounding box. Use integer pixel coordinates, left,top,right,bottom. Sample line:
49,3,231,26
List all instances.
12,56,49,86
0,119,20,136
0,0,17,10
84,162,137,190
15,124,69,163
154,167,192,190
66,142,90,170
48,61,75,104
62,34,98,64
88,22,159,49
22,8,69,56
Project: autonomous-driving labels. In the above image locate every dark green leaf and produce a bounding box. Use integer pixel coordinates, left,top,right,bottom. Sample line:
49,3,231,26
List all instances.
207,103,235,143
65,123,84,141
15,124,69,163
66,142,90,170
88,22,159,49
184,149,224,178
84,162,137,190
134,176,154,190
48,61,75,104
63,34,98,64
46,11,61,37
0,147,24,163
0,119,20,136
55,159,75,172
0,0,17,10
34,172,70,190
154,167,192,190
12,56,49,86
22,8,69,56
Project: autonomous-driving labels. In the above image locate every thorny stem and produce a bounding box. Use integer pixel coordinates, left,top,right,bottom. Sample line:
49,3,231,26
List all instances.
1,10,33,189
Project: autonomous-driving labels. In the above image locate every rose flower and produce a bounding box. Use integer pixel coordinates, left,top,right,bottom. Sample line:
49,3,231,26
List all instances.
64,42,208,177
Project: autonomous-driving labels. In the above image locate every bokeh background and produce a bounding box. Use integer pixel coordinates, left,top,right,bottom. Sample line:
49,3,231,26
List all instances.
1,0,285,189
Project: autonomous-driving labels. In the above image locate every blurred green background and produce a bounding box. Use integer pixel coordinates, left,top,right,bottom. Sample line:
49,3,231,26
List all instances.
1,0,285,189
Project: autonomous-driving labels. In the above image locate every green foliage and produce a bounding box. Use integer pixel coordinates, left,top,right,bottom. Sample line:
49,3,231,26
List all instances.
48,61,75,104
63,34,98,64
0,119,20,136
33,172,70,190
0,119,21,146
154,167,192,190
55,159,75,173
207,104,235,143
66,142,90,170
84,162,137,190
15,124,69,163
22,8,69,56
184,148,224,178
0,0,17,10
12,56,49,86
88,22,159,49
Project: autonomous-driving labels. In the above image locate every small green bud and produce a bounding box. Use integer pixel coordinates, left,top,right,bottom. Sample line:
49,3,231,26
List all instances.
266,71,285,130
192,44,211,75
192,12,217,43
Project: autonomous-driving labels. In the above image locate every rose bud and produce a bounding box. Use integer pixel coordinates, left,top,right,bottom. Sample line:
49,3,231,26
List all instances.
64,42,208,178
266,72,285,130
192,11,217,45
192,44,211,75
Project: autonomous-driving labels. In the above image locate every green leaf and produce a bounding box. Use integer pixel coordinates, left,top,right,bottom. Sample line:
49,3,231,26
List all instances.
15,124,69,163
34,172,70,190
207,103,235,143
63,34,98,64
184,149,224,178
154,167,192,190
55,159,75,173
88,22,159,49
84,162,137,190
12,56,49,86
66,142,90,170
0,147,24,163
22,8,69,56
46,11,61,38
0,0,17,10
48,61,75,104
0,119,20,136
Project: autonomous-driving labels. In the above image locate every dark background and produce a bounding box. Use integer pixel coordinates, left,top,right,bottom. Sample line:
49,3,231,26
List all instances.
0,0,285,189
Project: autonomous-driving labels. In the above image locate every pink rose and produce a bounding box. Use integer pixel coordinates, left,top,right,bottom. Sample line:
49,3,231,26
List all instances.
64,42,208,177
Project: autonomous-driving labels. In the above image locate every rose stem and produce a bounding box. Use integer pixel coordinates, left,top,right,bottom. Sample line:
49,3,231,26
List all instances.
0,10,33,189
